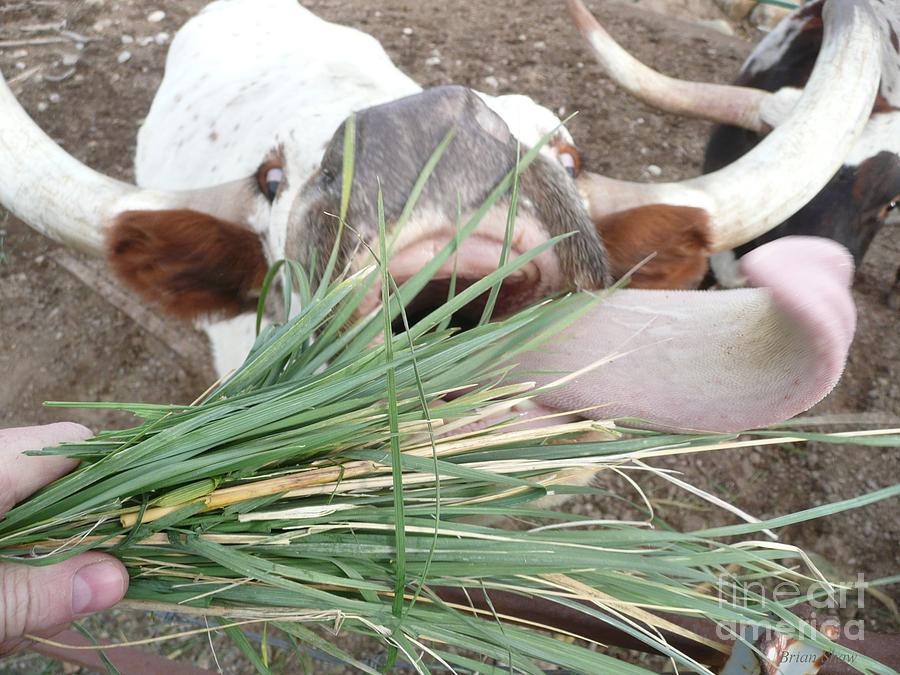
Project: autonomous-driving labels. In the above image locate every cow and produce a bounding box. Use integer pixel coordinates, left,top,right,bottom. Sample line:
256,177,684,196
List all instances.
568,0,899,289
0,0,882,434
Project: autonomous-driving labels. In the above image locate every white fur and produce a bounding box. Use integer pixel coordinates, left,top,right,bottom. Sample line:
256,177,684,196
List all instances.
709,250,745,288
741,9,808,80
757,87,801,129
743,0,900,106
845,111,900,167
203,313,262,378
136,0,573,247
476,92,576,152
136,0,420,261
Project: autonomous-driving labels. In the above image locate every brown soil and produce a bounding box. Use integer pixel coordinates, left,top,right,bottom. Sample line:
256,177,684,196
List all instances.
1,0,897,672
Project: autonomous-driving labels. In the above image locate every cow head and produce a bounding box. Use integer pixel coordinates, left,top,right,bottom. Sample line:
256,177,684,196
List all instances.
104,85,608,329
0,0,881,432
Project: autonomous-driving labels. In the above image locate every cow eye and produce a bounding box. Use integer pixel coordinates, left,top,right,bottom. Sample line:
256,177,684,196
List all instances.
257,161,284,202
554,142,582,179
880,197,900,219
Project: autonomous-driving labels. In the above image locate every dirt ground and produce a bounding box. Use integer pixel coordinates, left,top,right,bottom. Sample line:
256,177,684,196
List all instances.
1,0,898,672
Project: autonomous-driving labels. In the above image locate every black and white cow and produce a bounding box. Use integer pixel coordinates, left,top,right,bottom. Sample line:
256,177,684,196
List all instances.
569,0,898,288
704,0,900,287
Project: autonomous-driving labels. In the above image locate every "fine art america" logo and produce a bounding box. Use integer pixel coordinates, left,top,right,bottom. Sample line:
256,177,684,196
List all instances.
716,574,866,644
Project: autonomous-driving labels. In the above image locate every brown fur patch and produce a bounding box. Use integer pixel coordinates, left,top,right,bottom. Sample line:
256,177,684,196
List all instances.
106,210,268,320
594,204,712,289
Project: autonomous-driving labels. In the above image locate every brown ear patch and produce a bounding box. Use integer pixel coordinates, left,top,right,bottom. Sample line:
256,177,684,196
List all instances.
594,204,712,289
106,209,268,320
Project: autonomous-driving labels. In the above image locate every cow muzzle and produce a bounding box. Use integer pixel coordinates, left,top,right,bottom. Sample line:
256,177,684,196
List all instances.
355,209,566,331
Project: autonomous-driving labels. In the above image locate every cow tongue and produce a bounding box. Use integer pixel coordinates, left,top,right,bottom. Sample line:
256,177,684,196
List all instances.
514,236,855,434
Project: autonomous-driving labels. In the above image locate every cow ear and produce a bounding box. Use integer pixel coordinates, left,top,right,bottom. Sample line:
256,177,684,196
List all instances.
106,210,268,320
593,204,712,289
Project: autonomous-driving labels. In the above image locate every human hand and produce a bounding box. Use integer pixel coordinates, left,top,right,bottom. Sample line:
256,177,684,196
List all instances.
0,423,129,654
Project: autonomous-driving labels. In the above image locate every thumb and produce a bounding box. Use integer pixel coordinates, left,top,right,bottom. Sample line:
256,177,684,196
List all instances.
0,552,128,654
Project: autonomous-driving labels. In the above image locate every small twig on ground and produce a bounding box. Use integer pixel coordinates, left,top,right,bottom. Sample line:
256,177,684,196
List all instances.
0,37,74,48
6,65,42,86
0,30,92,49
42,67,76,82
20,21,67,33
60,30,92,43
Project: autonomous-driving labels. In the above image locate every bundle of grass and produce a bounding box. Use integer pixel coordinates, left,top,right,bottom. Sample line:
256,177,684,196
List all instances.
2,126,898,674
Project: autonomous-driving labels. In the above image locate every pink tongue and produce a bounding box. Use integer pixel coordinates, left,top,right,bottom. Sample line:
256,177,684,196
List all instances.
517,237,856,433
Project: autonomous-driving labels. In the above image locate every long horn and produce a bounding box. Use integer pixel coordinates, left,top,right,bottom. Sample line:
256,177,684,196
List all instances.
0,72,251,255
568,0,794,133
578,0,881,252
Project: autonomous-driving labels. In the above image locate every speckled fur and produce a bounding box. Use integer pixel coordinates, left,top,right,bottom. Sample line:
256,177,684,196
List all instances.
129,0,604,373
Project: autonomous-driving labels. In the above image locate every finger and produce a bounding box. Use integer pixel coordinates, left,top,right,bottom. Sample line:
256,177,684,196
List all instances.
0,552,128,655
0,423,91,516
